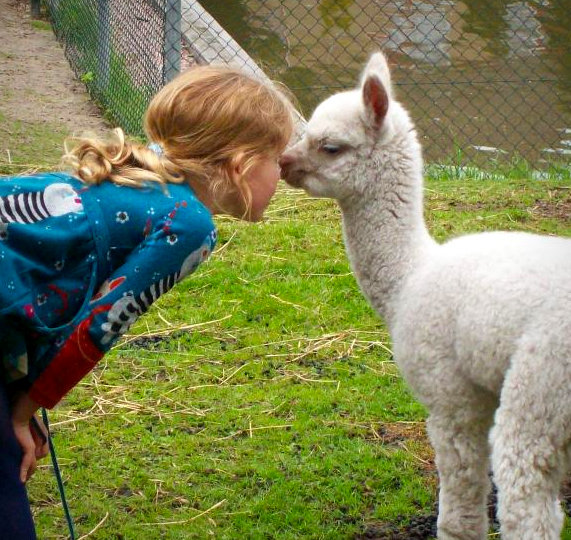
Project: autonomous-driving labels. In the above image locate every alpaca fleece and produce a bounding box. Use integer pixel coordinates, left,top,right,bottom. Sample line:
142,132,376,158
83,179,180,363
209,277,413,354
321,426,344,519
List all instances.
280,51,571,540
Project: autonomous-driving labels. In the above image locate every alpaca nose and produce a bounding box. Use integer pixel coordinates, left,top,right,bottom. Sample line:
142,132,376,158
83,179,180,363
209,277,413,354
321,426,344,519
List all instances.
279,153,306,188
279,153,294,168
279,153,295,180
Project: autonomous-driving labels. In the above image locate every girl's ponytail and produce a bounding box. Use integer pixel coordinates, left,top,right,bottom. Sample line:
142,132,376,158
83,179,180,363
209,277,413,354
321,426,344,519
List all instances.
62,128,184,188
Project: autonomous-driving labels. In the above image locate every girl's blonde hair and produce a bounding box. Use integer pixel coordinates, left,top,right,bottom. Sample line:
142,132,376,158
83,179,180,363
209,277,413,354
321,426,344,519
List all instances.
63,65,295,208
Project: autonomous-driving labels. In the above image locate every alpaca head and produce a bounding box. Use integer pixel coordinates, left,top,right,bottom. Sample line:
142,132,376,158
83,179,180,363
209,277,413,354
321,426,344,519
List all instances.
280,52,419,202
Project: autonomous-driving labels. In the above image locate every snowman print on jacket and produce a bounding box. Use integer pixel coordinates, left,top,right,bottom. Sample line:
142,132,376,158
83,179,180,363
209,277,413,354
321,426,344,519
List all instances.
0,183,83,233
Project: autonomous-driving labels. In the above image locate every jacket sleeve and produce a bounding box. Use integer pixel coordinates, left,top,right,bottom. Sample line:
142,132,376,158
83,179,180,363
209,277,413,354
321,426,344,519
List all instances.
28,211,216,408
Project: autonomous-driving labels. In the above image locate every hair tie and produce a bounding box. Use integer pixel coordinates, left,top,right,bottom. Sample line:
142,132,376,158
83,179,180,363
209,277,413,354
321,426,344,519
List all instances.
148,142,164,156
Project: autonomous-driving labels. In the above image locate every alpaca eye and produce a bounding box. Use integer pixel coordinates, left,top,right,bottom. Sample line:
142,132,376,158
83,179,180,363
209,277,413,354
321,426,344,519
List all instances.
321,144,342,155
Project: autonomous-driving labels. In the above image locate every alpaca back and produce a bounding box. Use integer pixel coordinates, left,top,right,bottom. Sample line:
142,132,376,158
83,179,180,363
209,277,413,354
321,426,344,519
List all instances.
393,230,571,398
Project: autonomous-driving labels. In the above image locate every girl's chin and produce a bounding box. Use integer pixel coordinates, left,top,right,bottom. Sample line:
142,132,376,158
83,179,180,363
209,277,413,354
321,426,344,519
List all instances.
247,210,265,222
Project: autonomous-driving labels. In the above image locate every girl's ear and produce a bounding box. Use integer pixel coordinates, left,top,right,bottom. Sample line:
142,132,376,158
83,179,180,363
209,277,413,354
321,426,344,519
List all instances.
228,152,247,181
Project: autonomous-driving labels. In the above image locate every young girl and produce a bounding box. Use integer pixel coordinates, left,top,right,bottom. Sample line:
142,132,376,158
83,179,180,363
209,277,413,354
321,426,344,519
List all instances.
0,64,295,539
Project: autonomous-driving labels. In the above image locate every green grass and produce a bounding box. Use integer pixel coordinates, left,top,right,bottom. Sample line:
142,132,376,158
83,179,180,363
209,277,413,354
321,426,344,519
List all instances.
96,51,155,135
31,19,52,31
2,134,571,538
0,111,69,174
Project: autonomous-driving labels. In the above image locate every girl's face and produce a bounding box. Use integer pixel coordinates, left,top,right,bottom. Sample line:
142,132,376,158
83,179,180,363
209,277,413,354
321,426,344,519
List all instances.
242,154,281,221
221,153,281,222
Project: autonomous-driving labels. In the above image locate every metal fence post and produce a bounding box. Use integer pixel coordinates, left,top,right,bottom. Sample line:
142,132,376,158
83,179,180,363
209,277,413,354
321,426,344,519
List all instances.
164,0,181,83
30,0,40,18
96,0,111,96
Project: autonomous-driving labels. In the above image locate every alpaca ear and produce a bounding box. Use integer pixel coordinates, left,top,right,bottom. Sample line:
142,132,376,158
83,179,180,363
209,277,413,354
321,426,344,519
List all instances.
361,52,392,95
362,74,389,129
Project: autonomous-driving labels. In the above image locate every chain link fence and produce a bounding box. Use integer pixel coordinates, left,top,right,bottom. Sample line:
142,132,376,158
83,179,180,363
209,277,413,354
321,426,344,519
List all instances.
46,0,571,168
45,0,175,134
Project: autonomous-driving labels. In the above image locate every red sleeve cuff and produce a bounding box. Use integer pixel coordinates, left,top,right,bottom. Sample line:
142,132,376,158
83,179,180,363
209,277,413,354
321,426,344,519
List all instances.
29,318,104,409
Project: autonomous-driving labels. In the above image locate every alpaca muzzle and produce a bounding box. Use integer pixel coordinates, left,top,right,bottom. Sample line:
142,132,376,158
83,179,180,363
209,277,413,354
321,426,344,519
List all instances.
279,154,307,188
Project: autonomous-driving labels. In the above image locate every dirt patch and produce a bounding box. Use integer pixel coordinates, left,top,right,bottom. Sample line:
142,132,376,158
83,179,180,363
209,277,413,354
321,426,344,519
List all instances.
374,422,428,447
123,334,173,349
437,188,571,222
357,468,571,540
531,193,571,222
357,513,438,540
362,422,436,479
0,0,107,133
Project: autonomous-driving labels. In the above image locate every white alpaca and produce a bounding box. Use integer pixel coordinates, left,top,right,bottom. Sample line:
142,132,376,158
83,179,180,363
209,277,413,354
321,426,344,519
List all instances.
280,51,571,540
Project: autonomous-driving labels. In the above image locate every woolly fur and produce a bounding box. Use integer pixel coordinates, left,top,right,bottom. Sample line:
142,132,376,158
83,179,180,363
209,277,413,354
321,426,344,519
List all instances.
280,52,571,540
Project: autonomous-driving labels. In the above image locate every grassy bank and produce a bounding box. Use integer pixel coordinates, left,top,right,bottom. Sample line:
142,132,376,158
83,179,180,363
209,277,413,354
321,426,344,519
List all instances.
0,110,69,175
1,133,570,539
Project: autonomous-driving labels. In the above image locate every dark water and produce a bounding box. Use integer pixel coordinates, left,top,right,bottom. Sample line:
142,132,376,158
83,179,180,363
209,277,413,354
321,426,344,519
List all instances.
197,0,571,166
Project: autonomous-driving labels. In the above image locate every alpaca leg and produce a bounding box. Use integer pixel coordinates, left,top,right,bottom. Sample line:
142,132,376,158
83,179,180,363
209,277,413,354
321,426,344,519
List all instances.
491,344,570,540
427,405,494,540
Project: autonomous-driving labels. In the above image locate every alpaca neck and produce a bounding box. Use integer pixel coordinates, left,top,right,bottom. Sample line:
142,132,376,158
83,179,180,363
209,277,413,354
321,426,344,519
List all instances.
339,158,435,326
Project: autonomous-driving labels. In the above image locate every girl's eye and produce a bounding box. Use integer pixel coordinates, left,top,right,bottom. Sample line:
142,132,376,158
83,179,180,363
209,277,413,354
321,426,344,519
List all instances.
321,144,342,155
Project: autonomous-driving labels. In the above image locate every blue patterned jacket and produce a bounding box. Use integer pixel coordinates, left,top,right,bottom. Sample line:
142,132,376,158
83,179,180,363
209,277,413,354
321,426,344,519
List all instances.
0,172,216,407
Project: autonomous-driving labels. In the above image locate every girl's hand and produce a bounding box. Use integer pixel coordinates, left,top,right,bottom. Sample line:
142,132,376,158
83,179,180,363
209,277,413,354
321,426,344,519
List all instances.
11,394,48,482
30,414,49,459
12,419,38,482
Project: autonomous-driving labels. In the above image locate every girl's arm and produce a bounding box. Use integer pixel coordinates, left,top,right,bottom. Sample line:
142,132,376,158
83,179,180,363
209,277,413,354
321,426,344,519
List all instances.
28,208,216,409
11,392,40,423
